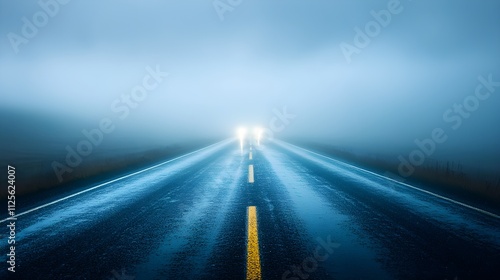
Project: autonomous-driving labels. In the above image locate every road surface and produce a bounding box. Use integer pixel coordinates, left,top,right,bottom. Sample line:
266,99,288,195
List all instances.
1,139,499,279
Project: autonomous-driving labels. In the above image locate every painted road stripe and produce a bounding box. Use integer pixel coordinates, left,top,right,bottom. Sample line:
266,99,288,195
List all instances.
246,206,261,280
0,139,233,224
248,165,255,183
249,152,253,160
279,140,500,219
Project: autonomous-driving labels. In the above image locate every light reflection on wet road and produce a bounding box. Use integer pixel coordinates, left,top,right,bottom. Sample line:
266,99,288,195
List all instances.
1,139,499,279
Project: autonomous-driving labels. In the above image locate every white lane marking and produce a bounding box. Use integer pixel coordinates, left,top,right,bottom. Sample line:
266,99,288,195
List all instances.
277,140,500,219
249,152,253,160
249,165,255,183
0,139,233,224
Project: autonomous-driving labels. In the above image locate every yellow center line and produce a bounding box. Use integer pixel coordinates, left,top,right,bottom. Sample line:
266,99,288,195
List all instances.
246,206,261,280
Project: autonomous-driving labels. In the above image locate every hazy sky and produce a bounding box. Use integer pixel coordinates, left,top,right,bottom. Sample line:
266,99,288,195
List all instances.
1,0,499,173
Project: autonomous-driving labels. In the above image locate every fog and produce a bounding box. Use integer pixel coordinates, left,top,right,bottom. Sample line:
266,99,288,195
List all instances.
1,0,499,180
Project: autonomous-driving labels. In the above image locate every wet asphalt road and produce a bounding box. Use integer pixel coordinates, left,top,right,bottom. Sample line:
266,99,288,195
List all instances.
1,139,499,280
